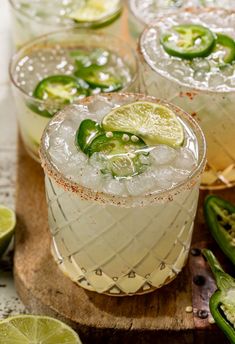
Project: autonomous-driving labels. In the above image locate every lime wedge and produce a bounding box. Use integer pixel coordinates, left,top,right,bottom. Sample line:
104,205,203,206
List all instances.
0,315,82,344
69,0,120,23
102,101,184,147
0,205,16,257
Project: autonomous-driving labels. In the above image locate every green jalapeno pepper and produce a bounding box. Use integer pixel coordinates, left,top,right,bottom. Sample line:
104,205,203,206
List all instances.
204,195,235,266
89,131,148,178
213,34,235,65
202,249,235,344
76,119,103,154
160,24,215,59
76,119,149,178
30,75,89,118
74,65,123,92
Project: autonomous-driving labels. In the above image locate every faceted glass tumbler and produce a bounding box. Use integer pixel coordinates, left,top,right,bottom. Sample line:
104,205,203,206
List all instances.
9,29,139,162
139,8,235,190
45,177,201,295
40,93,206,296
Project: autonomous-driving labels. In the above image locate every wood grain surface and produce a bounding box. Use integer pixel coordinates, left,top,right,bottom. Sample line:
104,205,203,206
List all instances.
14,138,232,344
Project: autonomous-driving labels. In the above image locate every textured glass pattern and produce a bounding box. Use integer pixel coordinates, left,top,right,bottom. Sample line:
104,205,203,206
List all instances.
46,176,199,295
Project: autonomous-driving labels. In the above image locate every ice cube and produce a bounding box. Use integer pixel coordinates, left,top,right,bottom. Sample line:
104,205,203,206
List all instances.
150,144,177,166
80,164,102,190
49,146,68,170
68,152,88,170
87,96,113,121
151,167,174,190
103,177,127,196
125,171,157,196
173,148,196,172
62,104,90,126
208,74,225,89
191,59,210,73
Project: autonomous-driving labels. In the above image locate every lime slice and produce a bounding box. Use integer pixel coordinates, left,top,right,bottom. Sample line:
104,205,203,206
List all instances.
0,315,82,344
102,101,184,147
69,0,120,23
0,205,16,257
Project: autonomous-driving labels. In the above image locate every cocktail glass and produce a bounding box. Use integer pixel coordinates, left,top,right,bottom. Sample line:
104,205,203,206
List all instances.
40,93,206,296
128,0,234,41
9,29,139,162
9,0,123,49
139,8,235,189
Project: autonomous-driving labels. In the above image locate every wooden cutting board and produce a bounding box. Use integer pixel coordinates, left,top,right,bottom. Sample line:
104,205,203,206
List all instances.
14,137,233,344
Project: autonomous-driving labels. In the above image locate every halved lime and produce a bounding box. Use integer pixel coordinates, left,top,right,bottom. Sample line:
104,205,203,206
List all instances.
0,315,82,344
102,101,184,147
69,0,120,23
0,205,16,257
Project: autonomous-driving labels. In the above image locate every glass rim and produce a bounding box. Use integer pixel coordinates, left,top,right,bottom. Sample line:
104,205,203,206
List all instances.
39,92,207,207
128,0,185,27
9,28,139,106
128,0,147,27
139,7,235,94
8,0,122,28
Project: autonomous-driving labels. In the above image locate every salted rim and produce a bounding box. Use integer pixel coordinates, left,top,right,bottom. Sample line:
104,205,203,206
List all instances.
128,0,188,27
9,0,122,28
9,28,139,107
40,92,206,207
139,7,235,94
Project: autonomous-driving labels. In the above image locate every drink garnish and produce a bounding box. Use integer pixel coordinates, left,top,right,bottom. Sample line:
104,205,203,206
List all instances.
76,119,103,154
0,205,16,257
0,315,82,343
160,24,215,59
212,34,235,65
76,101,184,178
68,0,120,24
102,101,184,147
32,75,88,117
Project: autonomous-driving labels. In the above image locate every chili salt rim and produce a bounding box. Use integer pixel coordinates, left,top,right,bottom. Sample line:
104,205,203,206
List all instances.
39,92,206,208
139,7,235,94
128,0,188,27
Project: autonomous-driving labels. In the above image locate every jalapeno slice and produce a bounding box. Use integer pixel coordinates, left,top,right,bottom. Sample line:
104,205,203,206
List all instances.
204,195,235,266
71,48,110,69
33,75,88,103
89,131,148,178
212,34,235,65
76,119,103,154
30,75,89,118
160,24,215,59
75,66,123,92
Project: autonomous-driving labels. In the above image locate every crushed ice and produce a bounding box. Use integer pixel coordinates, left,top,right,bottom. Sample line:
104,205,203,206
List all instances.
141,10,235,92
45,96,198,197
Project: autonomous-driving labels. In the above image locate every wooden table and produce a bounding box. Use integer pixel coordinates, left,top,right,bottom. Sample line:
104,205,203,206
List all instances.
14,139,233,344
